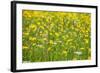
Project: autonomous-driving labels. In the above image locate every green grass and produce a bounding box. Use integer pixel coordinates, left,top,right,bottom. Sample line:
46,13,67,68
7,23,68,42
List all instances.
22,10,91,62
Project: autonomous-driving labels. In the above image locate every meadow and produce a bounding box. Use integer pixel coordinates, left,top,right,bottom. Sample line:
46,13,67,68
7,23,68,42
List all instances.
22,10,91,62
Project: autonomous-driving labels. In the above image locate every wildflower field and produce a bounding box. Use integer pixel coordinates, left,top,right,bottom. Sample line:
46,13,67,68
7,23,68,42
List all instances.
22,10,91,62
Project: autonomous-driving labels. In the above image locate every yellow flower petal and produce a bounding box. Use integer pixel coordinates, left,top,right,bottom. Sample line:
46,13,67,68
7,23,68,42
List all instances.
23,46,28,49
40,26,44,29
29,37,36,41
48,47,51,51
55,32,59,37
84,39,89,44
49,40,53,44
29,24,37,31
43,38,47,41
80,48,85,50
50,32,53,35
23,32,29,36
62,51,67,54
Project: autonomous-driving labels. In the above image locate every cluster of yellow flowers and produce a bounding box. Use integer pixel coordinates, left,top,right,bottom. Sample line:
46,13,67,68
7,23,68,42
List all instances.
22,10,91,62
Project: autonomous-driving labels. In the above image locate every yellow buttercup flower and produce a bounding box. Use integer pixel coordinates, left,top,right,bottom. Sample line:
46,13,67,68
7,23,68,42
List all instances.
40,26,44,29
89,48,91,52
48,47,51,51
32,43,36,46
51,23,54,26
23,11,30,17
85,30,88,33
62,36,66,40
80,48,85,50
43,38,47,41
55,32,59,37
29,24,37,31
62,50,67,54
67,39,72,43
85,34,88,37
37,22,40,25
84,39,89,44
23,32,29,36
28,14,32,18
29,37,36,41
23,46,28,49
50,32,53,35
49,40,53,44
